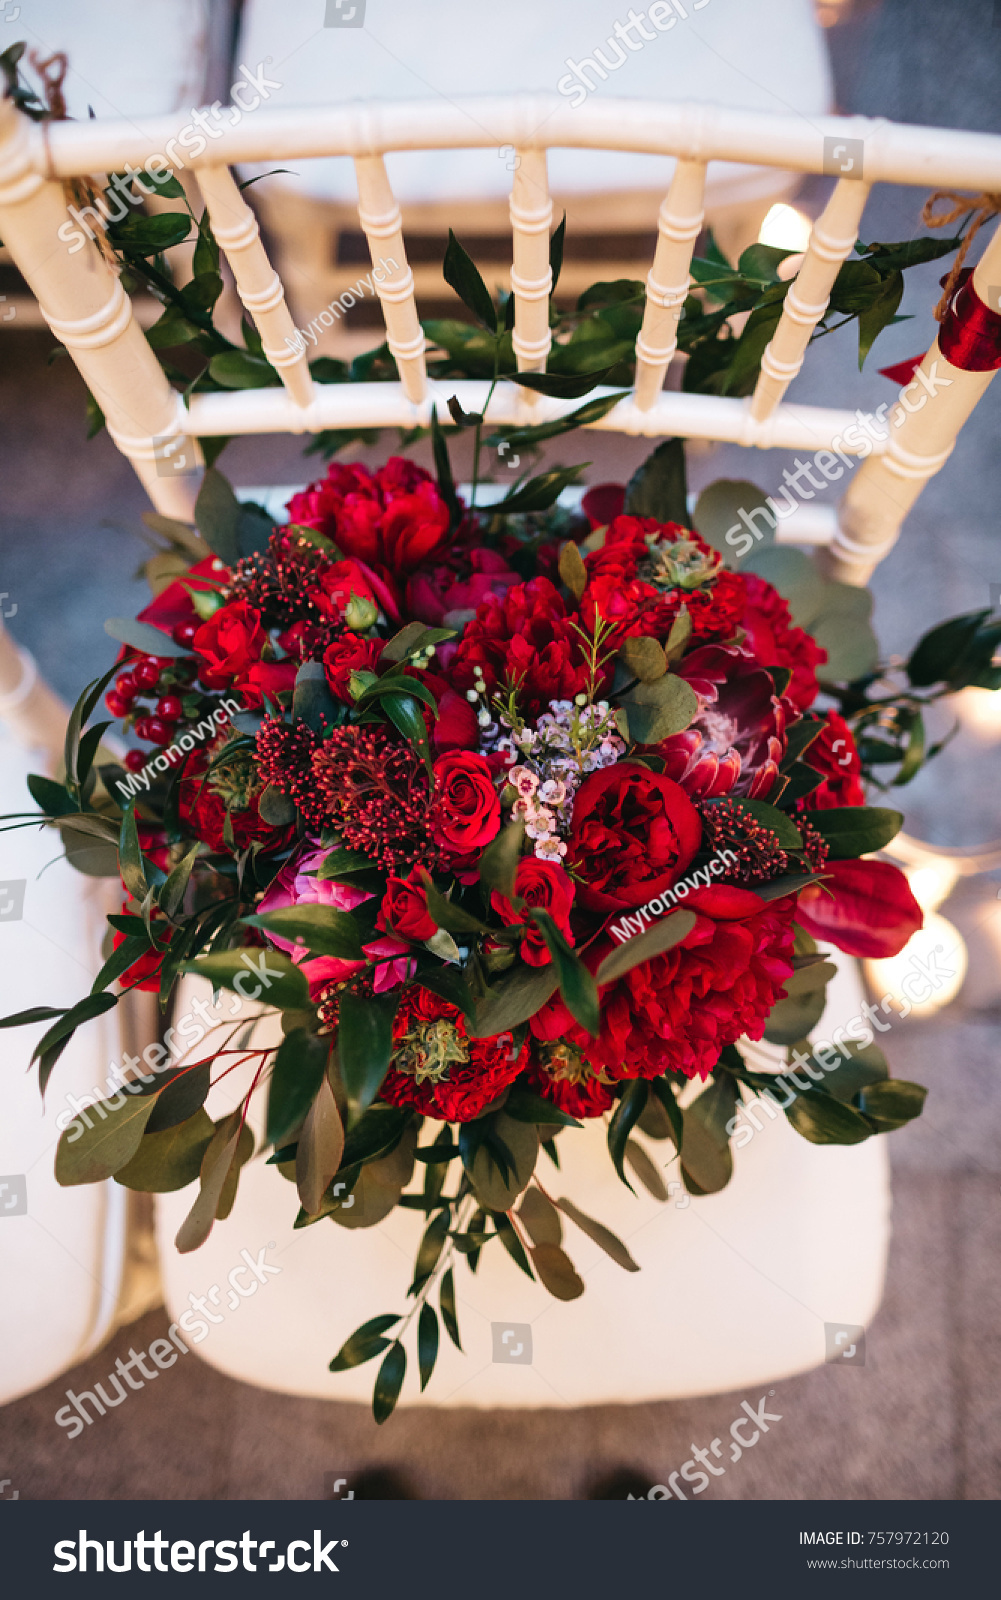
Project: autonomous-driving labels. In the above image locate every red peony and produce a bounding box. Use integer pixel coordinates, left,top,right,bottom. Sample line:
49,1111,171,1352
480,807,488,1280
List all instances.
740,571,826,713
450,577,594,720
532,891,797,1081
658,644,793,799
491,858,575,967
379,986,527,1120
377,871,438,943
408,547,520,629
322,632,383,701
286,458,452,584
567,760,702,916
798,710,865,810
192,600,266,690
430,751,501,861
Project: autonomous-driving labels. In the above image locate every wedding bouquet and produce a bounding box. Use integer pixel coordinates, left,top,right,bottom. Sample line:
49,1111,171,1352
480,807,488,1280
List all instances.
5,60,995,1409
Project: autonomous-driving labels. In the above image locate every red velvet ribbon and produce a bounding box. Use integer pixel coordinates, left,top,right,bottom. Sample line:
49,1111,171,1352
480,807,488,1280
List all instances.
939,269,1001,371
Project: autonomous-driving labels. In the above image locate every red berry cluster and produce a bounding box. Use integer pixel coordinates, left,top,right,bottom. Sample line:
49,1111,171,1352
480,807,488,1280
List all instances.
107,623,199,764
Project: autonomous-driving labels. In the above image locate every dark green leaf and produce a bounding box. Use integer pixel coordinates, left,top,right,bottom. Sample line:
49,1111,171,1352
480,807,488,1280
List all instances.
706,797,802,850
417,1303,439,1392
242,904,364,960
511,368,614,400
329,1313,401,1371
373,1340,407,1424
194,467,242,564
266,1029,330,1150
856,1078,927,1130
549,212,566,296
783,1085,873,1144
411,1206,451,1290
440,1267,462,1350
806,806,903,859
595,909,697,985
518,1186,562,1246
208,349,281,389
443,230,497,331
0,1005,67,1030
624,1137,669,1200
907,610,991,688
529,910,599,1037
494,463,586,515
648,1076,684,1153
179,948,310,1010
145,1063,212,1132
468,962,559,1037
492,390,625,449
339,990,398,1119
25,774,77,818
680,1071,738,1194
292,659,338,734
857,270,904,368
505,1088,582,1129
470,1114,539,1211
493,1211,535,1279
607,1079,647,1190
624,437,688,525
382,691,434,769
477,817,525,900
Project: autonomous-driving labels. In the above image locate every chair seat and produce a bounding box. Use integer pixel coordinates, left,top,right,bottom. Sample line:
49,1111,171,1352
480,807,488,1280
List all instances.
238,0,831,207
155,951,889,1408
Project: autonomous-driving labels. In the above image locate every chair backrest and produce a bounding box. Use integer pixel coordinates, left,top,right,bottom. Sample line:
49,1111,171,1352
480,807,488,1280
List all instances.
2,91,1001,586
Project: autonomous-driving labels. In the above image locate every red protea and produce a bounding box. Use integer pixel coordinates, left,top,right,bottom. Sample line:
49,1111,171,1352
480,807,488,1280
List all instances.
657,644,794,800
379,985,528,1121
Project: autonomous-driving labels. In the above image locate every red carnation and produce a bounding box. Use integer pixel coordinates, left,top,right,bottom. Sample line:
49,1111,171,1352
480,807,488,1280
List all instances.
525,1043,615,1118
798,710,865,810
192,600,266,690
580,518,746,647
491,858,575,967
567,760,702,916
532,894,797,1082
430,751,501,862
450,577,594,719
740,571,826,713
377,872,438,943
379,986,527,1121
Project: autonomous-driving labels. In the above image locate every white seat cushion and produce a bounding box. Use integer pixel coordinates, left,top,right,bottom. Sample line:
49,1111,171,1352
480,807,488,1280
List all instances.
156,952,888,1408
238,0,831,208
15,0,211,119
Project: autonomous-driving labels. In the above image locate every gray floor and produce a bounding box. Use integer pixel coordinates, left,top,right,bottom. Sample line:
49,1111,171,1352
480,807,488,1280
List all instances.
1,0,999,1499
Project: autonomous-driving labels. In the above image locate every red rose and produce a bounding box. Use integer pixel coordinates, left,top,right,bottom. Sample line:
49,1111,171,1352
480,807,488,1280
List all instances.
192,600,266,689
431,751,501,859
491,858,575,967
567,760,702,916
377,871,438,942
322,632,383,701
798,710,865,810
796,859,922,959
741,571,827,713
239,658,298,711
379,986,527,1121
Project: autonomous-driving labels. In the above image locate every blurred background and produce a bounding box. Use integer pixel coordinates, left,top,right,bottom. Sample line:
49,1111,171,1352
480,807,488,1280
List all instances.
0,0,999,1499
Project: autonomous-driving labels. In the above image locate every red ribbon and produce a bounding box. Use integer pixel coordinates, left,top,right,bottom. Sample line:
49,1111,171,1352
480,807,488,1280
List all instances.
939,269,1001,372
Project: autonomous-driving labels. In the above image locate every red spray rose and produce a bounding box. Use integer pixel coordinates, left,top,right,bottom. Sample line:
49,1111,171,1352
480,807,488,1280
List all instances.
798,710,865,810
192,601,266,690
322,632,383,701
379,986,527,1121
430,751,501,860
491,858,575,967
567,761,702,917
377,871,438,943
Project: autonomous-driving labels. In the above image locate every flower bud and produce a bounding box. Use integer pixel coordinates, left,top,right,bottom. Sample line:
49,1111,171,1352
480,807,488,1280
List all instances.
343,592,379,631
